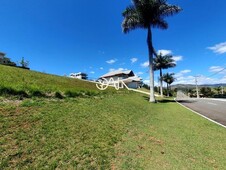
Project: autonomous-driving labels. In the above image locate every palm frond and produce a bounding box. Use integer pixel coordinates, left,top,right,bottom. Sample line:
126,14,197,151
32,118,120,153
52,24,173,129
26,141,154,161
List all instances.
153,53,176,70
160,3,182,17
122,14,143,33
122,5,145,33
152,18,168,29
122,5,136,17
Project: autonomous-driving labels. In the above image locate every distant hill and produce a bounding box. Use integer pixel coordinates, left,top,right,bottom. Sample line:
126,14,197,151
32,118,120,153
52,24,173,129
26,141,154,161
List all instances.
171,83,226,89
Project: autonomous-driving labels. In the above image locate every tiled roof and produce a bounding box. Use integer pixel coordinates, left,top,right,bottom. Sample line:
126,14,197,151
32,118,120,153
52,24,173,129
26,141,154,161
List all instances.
100,70,133,78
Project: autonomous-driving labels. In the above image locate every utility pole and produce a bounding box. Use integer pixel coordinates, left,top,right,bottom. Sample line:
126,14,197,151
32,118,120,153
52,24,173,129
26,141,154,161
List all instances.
195,76,200,98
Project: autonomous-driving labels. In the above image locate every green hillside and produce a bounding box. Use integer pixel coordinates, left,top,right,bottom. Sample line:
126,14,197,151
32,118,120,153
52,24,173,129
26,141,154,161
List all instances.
1,65,226,169
0,65,111,98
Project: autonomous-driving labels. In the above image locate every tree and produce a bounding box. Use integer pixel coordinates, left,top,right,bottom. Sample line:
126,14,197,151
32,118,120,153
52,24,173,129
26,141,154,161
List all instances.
162,73,175,97
215,86,221,95
200,87,213,97
122,0,181,102
154,52,176,97
20,57,29,68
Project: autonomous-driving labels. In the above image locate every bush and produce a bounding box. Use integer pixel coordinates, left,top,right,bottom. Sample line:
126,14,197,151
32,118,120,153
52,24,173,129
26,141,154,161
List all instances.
0,86,17,96
64,91,80,98
0,86,28,98
30,90,46,97
55,91,64,99
85,91,98,97
16,90,29,98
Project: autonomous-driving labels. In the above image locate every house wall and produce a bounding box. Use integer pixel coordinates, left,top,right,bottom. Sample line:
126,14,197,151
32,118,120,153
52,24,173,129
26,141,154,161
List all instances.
0,58,10,64
101,73,141,89
0,53,5,59
127,82,139,89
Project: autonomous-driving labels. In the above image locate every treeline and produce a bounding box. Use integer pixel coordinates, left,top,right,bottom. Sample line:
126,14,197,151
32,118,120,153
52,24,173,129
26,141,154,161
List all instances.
175,86,226,98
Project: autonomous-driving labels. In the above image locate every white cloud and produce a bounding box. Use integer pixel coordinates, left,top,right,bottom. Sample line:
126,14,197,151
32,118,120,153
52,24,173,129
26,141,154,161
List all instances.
157,49,172,55
141,61,149,68
208,42,226,54
176,70,191,76
135,71,144,75
130,57,138,64
100,67,104,70
194,75,226,85
109,68,128,72
106,59,117,64
172,56,183,62
173,68,226,85
174,70,193,84
209,66,226,74
180,69,191,74
98,50,105,55
143,79,158,86
157,49,183,63
90,71,95,74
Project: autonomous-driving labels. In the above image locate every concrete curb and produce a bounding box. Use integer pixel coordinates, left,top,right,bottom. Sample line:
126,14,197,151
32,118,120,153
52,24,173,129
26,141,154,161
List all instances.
175,98,226,129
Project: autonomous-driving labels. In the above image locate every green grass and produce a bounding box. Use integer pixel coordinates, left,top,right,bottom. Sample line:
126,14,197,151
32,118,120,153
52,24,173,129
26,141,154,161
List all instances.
1,64,226,169
1,94,226,169
0,65,113,98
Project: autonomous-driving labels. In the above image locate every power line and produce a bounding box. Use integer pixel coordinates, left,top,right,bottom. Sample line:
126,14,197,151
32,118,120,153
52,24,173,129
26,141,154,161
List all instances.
207,67,226,78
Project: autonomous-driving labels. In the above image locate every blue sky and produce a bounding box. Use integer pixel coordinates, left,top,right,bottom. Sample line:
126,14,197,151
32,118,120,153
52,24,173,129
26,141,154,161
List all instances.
1,0,226,85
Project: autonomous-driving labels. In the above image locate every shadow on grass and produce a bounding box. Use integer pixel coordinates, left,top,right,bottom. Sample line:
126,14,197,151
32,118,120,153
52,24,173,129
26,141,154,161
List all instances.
157,99,176,103
142,96,176,103
176,99,197,103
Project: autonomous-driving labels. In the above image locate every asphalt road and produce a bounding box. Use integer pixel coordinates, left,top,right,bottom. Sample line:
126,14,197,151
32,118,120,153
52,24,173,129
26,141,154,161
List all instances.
177,98,226,126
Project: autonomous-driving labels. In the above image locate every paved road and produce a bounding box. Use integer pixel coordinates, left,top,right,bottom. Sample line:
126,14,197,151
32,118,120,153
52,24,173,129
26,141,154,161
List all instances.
176,91,226,126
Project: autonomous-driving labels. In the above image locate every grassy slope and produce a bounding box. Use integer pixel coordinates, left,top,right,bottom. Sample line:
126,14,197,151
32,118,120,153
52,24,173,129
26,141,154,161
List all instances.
0,64,103,93
1,65,226,169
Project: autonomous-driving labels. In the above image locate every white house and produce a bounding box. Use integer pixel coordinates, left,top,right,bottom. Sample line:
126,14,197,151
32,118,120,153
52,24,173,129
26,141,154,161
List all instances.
99,70,142,89
70,72,88,80
0,52,5,59
0,52,16,66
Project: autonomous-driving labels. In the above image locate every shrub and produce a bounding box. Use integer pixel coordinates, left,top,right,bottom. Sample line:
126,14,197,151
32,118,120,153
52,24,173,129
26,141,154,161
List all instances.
64,91,80,98
0,86,17,96
0,86,28,98
55,91,64,99
30,90,46,97
16,90,29,98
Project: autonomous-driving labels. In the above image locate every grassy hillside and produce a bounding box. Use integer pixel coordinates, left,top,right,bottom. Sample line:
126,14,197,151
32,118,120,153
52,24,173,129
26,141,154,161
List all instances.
0,65,113,98
1,65,226,169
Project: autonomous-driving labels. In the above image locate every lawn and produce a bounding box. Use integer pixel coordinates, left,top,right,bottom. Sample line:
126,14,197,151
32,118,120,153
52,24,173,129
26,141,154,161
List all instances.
0,65,114,97
1,65,226,169
1,93,226,169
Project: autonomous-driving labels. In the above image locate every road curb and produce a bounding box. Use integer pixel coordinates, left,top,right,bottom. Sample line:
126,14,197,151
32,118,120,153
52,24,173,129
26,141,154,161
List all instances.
175,98,226,129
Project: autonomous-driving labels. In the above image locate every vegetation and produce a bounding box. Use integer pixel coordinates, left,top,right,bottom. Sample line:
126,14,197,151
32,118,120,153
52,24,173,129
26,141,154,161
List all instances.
154,53,176,97
122,0,181,102
162,73,176,97
1,93,226,169
0,56,16,67
1,63,226,169
19,57,29,69
0,65,112,99
176,86,226,98
200,87,214,97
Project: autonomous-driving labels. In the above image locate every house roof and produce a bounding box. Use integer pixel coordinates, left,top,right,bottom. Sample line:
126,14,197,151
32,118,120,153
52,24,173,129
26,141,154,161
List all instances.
0,52,6,56
123,76,142,83
100,70,134,78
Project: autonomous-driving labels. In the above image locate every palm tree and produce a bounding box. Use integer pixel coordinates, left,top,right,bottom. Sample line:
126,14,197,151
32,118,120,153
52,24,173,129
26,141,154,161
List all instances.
162,73,175,97
122,0,181,102
153,53,176,97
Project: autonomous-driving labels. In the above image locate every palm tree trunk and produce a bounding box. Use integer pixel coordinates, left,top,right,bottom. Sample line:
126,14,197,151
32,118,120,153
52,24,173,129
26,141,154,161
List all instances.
167,83,169,97
160,69,163,97
147,27,155,102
